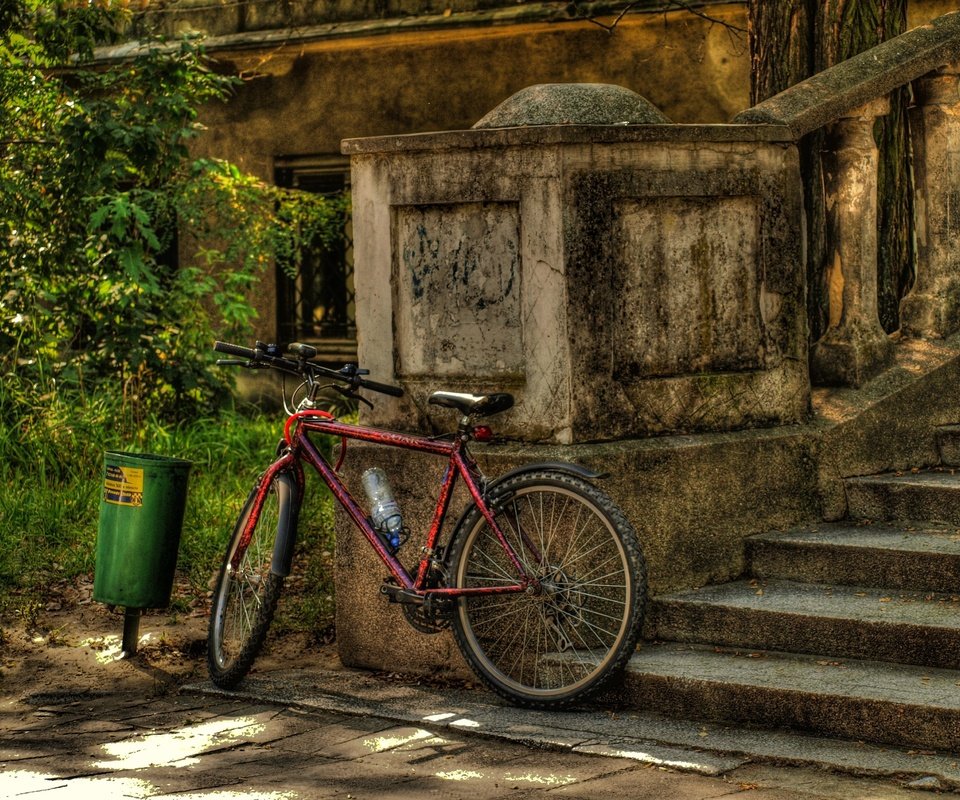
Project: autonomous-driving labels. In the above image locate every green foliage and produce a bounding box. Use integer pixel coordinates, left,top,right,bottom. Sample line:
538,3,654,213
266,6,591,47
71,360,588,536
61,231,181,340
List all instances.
0,3,347,629
0,397,338,633
0,1,349,438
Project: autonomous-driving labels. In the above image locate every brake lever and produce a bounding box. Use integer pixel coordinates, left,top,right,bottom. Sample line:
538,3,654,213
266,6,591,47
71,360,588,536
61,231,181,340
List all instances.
335,386,374,409
339,363,370,378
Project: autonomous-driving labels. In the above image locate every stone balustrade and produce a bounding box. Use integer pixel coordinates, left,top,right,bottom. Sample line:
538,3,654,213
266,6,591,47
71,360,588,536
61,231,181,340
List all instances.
810,98,895,386
901,62,960,338
344,90,808,442
735,11,960,386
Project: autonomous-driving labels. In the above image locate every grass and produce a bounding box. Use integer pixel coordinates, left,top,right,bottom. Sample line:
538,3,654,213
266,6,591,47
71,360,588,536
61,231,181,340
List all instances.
0,397,339,638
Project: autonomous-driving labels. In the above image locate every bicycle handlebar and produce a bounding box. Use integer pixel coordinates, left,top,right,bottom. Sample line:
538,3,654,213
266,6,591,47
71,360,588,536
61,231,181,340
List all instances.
214,341,259,360
354,376,404,397
213,340,404,398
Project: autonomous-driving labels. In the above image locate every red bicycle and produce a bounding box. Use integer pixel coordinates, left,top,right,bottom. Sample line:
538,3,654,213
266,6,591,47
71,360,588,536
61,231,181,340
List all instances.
207,340,647,708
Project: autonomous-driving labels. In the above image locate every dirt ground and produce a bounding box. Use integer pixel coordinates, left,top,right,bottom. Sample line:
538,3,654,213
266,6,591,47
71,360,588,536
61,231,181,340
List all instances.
0,575,339,703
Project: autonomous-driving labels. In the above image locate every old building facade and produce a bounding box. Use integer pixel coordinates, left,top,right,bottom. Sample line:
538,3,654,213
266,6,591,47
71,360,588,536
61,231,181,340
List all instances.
112,1,955,359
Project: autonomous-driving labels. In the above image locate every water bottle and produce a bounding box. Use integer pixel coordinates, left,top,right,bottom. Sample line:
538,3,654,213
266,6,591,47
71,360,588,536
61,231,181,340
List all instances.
361,467,403,551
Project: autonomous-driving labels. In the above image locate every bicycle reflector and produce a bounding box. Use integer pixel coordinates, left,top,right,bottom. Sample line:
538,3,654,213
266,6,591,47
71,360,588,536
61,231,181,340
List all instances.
472,425,493,442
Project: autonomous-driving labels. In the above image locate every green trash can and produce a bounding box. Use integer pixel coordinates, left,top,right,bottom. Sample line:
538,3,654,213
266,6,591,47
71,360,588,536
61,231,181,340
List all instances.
94,451,191,610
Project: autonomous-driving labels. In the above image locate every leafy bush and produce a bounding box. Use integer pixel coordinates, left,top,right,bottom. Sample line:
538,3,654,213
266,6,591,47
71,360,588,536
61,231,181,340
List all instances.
0,1,349,438
0,3,347,626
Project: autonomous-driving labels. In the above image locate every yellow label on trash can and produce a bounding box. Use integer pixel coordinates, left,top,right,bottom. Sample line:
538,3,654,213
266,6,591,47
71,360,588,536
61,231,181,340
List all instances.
104,465,144,507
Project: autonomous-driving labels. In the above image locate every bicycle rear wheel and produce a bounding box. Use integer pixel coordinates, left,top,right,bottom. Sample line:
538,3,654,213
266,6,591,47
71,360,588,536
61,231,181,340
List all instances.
208,471,298,688
448,470,646,708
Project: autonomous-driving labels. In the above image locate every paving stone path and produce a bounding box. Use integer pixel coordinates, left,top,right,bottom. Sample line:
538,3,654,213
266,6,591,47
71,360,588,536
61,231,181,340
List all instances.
0,668,937,799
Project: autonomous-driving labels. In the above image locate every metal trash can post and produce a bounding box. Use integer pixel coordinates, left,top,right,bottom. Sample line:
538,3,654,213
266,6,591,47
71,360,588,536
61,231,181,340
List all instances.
93,452,191,656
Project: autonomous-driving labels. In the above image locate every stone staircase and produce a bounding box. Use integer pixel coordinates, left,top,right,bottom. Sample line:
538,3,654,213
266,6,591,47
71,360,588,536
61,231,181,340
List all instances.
624,426,960,755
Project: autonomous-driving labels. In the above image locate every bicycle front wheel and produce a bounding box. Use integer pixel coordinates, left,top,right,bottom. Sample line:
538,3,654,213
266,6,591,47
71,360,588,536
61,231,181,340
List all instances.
208,471,298,688
448,470,646,708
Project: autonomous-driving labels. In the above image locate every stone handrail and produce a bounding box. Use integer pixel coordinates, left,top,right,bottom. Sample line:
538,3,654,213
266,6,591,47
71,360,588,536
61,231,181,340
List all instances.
734,12,960,138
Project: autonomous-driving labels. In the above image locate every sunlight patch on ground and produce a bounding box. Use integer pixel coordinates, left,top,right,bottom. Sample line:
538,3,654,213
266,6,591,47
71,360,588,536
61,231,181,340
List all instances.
94,717,266,769
502,771,577,786
435,769,485,781
422,712,456,722
363,728,437,753
80,633,154,663
0,770,154,798
0,769,298,799
600,745,712,772
153,792,298,799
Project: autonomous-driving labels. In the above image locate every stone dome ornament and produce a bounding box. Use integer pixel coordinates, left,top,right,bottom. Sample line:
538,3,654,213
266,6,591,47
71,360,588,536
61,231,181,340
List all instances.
472,83,671,128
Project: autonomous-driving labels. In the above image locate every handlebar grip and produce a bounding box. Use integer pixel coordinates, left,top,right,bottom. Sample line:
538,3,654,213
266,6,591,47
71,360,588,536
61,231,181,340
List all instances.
214,341,258,359
359,378,404,397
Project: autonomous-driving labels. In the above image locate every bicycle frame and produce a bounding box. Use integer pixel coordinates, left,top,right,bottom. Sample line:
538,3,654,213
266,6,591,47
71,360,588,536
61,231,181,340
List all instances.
238,412,533,600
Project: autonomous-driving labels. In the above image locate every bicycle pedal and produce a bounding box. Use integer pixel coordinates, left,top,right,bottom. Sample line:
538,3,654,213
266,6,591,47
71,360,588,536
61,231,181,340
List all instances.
379,583,423,605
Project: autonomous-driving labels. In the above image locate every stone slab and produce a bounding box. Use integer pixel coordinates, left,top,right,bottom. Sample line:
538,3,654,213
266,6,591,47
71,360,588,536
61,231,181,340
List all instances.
748,522,960,591
845,470,960,523
649,578,960,668
619,642,960,751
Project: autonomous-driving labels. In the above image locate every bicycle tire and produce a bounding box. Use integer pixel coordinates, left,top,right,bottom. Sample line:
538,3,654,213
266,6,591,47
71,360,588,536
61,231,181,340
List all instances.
448,470,646,708
207,471,297,688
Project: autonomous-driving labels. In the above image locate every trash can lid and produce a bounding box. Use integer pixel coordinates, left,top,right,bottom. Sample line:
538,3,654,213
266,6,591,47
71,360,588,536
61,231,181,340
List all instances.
104,451,192,469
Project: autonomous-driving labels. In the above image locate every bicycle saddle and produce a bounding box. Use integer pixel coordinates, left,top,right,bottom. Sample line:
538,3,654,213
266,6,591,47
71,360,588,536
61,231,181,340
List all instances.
428,391,514,417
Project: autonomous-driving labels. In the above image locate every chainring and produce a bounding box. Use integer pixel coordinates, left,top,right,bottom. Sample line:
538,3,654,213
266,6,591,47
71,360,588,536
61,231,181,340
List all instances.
390,558,452,634
401,601,451,635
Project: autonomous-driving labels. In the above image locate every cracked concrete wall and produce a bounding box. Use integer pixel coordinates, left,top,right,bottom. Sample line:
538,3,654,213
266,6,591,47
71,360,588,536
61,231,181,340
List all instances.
394,202,524,379
350,142,569,441
346,125,809,443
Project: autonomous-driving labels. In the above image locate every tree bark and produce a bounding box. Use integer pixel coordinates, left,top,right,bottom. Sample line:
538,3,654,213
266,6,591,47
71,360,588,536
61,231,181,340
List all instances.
748,0,828,340
749,0,814,106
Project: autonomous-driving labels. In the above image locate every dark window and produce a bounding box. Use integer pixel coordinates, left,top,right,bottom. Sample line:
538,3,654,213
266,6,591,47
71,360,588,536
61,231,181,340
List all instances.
275,158,355,364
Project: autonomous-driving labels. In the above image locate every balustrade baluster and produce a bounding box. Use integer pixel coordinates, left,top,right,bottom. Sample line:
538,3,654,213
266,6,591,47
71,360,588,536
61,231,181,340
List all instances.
901,63,960,338
811,98,895,387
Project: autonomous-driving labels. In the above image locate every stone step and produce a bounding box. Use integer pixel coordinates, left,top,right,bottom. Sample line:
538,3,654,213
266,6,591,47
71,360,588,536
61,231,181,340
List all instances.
648,579,960,669
617,642,960,752
845,470,960,524
747,522,960,593
936,424,960,467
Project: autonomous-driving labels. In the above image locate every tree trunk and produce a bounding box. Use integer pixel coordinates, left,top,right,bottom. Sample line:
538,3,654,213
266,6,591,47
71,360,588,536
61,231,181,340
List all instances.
747,0,828,340
747,0,912,340
749,0,814,106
